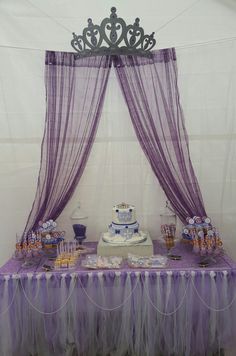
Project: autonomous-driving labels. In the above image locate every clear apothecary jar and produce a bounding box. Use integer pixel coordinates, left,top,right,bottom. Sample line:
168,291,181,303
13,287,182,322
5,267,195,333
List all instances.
160,212,177,239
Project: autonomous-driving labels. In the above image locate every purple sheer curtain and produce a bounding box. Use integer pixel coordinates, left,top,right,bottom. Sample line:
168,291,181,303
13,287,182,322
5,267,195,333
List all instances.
113,49,206,222
24,51,111,233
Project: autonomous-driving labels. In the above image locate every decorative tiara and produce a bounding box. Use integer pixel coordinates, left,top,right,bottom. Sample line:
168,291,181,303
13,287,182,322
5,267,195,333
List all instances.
71,7,156,58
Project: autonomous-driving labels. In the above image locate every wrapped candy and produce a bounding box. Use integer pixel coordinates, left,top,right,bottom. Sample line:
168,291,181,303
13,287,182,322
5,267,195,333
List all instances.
81,255,123,269
127,253,168,268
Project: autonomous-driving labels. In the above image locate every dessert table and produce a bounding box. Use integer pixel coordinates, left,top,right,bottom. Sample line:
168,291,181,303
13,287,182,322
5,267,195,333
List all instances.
0,241,235,356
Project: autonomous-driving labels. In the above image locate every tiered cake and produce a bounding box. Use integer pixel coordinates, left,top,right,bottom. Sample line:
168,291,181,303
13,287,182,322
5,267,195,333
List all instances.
102,203,147,245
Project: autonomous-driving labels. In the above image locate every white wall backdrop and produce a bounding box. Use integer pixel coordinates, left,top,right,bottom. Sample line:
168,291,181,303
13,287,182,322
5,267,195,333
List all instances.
0,0,236,265
177,41,236,258
57,67,168,241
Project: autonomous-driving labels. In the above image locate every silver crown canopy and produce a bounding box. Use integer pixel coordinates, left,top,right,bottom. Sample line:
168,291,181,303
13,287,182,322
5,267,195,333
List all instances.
71,7,156,57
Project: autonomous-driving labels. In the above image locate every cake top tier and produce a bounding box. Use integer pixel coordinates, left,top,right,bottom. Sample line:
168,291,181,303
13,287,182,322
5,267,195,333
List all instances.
114,202,134,210
112,203,136,224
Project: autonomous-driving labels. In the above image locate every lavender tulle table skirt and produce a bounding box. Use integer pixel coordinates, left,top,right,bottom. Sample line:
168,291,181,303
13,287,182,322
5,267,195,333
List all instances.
0,241,236,356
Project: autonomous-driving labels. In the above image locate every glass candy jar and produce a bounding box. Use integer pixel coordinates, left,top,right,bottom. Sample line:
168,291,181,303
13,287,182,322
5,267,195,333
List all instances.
160,209,178,258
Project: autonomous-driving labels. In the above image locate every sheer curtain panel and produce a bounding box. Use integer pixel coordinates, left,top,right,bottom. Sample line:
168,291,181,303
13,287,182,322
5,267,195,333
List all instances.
114,49,206,222
24,51,111,234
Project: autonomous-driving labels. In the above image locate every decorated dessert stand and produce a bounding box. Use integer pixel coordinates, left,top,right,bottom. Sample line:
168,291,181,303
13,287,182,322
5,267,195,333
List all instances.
182,216,224,267
4,202,234,356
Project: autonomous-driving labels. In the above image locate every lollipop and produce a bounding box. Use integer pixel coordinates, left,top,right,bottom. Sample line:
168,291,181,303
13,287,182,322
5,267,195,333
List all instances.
186,217,194,225
194,216,202,225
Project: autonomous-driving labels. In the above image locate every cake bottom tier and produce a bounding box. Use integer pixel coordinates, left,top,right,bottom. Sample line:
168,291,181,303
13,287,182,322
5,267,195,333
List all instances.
102,230,147,245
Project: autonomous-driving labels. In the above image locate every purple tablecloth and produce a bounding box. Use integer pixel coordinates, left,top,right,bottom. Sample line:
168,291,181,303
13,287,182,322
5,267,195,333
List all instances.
1,240,235,274
0,241,235,356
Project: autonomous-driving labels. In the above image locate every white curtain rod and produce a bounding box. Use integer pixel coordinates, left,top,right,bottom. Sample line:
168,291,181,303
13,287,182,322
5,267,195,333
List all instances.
0,134,236,145
0,35,235,53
